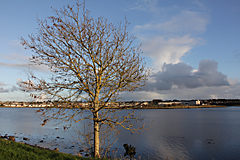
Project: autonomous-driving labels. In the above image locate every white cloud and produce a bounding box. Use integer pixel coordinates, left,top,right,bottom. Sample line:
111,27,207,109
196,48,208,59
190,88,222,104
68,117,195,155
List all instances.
0,40,50,72
0,62,30,68
0,85,19,93
119,91,163,101
0,82,7,86
0,59,50,72
0,40,29,62
0,87,9,93
133,2,209,71
122,83,240,101
134,10,208,70
130,0,159,13
135,11,208,34
140,35,199,69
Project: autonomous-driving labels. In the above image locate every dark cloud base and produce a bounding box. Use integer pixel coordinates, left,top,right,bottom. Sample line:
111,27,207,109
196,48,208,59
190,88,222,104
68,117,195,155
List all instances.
145,59,229,91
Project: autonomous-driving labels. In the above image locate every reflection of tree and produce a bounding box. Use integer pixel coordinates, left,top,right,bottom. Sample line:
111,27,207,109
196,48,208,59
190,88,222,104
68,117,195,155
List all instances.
73,121,119,157
19,1,149,158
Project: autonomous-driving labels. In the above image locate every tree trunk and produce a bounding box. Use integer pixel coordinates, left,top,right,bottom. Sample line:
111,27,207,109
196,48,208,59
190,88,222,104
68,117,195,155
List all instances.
94,88,100,157
94,112,100,157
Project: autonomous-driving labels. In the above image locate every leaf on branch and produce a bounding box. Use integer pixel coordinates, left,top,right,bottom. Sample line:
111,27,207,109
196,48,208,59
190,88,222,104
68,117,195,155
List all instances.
41,119,48,126
60,25,66,30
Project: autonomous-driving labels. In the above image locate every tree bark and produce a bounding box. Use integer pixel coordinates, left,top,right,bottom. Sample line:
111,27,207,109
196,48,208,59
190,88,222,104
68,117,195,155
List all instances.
94,112,100,157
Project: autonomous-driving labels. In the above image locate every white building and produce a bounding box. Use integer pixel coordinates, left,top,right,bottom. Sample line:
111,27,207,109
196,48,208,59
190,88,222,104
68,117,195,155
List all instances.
183,100,201,106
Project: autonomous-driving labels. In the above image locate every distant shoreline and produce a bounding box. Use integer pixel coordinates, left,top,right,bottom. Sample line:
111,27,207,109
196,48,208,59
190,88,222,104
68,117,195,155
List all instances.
0,105,228,109
133,105,227,109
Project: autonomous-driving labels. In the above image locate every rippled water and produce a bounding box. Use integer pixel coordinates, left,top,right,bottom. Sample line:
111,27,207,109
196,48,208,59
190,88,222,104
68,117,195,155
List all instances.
1,107,240,159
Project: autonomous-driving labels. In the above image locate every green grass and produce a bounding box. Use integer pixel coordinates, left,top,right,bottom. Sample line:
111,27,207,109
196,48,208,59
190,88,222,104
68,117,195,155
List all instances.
0,138,90,160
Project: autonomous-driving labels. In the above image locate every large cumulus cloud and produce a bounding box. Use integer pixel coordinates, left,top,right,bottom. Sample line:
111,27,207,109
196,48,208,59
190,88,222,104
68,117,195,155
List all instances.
146,60,229,91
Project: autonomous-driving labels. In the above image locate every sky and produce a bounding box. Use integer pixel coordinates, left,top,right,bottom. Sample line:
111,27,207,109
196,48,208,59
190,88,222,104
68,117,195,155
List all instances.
0,0,240,101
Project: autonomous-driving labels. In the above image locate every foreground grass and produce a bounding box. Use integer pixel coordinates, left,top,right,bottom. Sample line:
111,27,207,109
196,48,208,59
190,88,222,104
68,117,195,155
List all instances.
0,138,90,160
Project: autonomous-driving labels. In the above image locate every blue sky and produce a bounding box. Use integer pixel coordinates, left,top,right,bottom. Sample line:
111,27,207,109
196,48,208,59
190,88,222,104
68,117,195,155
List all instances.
0,0,240,101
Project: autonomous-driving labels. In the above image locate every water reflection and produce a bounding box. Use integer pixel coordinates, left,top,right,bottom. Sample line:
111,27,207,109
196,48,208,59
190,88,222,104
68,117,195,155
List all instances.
1,107,240,159
117,108,240,160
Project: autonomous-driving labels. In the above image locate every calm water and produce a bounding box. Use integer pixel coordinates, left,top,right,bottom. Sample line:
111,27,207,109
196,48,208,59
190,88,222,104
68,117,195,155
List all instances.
0,107,240,159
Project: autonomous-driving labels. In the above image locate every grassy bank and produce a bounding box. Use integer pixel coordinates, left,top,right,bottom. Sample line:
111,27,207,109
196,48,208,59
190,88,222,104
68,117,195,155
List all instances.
0,138,90,160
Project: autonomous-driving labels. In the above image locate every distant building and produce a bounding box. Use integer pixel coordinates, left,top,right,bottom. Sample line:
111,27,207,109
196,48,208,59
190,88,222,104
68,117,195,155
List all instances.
183,100,201,106
140,102,149,106
158,101,182,106
152,99,163,105
196,100,201,105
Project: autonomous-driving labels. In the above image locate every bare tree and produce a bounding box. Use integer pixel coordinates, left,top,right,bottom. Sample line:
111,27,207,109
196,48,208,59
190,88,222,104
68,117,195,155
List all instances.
20,2,149,158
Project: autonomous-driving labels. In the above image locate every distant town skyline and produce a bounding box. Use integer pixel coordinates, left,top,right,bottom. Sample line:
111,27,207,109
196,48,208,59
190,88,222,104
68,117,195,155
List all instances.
0,0,240,101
